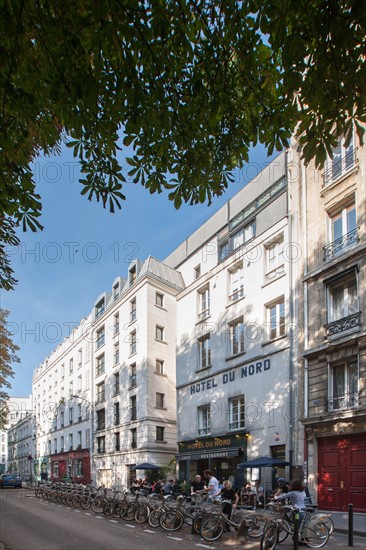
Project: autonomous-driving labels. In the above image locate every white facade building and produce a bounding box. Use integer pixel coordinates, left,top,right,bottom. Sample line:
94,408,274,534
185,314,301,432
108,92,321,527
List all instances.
165,152,304,489
0,396,32,474
7,413,34,478
32,315,93,482
32,256,184,488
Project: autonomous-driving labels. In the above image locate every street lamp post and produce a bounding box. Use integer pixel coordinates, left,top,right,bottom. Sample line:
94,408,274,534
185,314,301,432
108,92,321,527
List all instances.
70,395,94,483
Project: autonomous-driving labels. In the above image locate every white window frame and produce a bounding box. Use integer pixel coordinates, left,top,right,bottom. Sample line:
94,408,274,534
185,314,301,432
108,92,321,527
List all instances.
198,286,210,321
156,392,165,409
328,359,359,411
229,395,245,430
198,334,211,370
326,270,359,324
130,298,136,322
198,405,211,435
156,292,164,307
156,325,164,342
324,133,355,185
266,297,285,340
228,263,244,302
229,318,245,356
96,326,105,349
264,234,285,282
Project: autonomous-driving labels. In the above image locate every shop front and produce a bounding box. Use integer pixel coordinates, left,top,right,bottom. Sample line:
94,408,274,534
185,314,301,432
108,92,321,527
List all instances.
177,433,248,490
50,448,91,484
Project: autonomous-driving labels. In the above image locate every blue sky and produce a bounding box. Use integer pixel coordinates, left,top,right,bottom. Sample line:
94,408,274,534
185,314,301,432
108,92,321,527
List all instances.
2,144,279,397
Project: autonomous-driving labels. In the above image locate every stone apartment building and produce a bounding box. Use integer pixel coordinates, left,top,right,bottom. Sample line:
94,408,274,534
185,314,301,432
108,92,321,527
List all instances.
7,413,33,478
0,396,32,474
289,130,366,513
32,257,183,488
165,152,305,489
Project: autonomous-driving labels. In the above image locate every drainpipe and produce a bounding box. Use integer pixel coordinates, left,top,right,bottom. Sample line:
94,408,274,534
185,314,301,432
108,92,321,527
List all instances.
286,149,295,475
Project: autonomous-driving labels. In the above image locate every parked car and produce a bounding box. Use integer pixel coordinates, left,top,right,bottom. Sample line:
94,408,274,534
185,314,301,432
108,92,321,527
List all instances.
0,474,22,488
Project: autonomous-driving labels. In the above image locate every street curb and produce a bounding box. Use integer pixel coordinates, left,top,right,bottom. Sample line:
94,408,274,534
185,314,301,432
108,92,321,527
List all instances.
336,530,366,538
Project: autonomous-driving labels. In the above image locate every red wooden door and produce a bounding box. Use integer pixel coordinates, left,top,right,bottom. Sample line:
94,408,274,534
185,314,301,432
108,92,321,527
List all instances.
318,435,366,512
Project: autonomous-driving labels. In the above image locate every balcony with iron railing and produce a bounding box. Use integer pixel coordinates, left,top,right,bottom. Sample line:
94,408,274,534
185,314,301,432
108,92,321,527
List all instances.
322,148,358,187
323,228,359,261
305,392,366,424
325,311,361,337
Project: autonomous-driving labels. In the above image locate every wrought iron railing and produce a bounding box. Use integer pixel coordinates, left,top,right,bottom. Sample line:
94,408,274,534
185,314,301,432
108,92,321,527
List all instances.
327,392,360,411
322,148,357,186
325,311,361,337
323,228,359,260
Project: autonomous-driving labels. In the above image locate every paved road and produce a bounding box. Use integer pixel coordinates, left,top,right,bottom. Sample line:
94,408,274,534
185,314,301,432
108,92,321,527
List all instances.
0,489,364,550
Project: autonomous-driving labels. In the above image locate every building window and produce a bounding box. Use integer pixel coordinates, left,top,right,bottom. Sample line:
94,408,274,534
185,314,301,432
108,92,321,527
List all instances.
113,282,120,300
324,201,357,260
60,436,64,452
156,392,165,409
129,363,137,388
194,265,201,280
53,461,59,477
156,292,164,307
69,358,74,374
229,395,245,430
96,326,105,349
77,374,82,394
68,381,73,397
326,270,360,335
60,411,64,428
228,263,244,302
74,458,83,478
129,265,137,286
96,408,106,431
96,354,105,376
97,436,106,454
266,297,285,340
323,134,355,186
114,313,119,336
130,330,137,356
78,403,82,422
96,382,105,404
95,299,105,318
265,235,285,282
131,428,137,449
53,438,57,454
155,359,164,375
114,402,120,425
115,432,120,452
69,406,73,425
77,431,82,449
114,342,120,365
156,426,165,442
198,405,211,435
113,372,120,396
229,318,245,356
329,359,359,411
197,286,210,321
61,364,65,380
156,325,164,342
69,433,73,451
198,334,211,369
130,297,137,322
78,348,82,368
130,395,137,421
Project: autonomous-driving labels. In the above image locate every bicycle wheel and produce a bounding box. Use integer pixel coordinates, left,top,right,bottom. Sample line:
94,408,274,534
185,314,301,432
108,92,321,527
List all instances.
120,502,138,521
148,508,162,528
200,516,225,542
193,513,208,534
79,495,91,510
312,515,334,535
277,519,290,543
260,523,279,550
302,522,329,548
91,496,106,514
248,523,264,539
159,510,185,531
135,503,150,524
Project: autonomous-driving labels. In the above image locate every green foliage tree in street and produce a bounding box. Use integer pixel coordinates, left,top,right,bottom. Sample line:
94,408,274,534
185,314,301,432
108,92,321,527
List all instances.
1,0,365,289
0,309,19,428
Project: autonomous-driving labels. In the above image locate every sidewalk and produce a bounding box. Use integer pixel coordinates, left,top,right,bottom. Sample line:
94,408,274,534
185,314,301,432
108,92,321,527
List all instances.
323,509,366,537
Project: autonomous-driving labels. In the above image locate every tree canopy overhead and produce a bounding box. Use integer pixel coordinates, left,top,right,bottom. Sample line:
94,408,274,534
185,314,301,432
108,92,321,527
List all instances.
1,0,365,289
